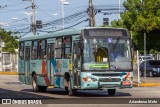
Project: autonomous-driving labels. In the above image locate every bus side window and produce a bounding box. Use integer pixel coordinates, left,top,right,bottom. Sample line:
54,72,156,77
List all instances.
38,40,46,59
64,37,72,59
25,48,30,60
55,38,63,58
47,44,54,60
73,42,81,69
31,41,38,59
51,44,54,59
19,42,24,60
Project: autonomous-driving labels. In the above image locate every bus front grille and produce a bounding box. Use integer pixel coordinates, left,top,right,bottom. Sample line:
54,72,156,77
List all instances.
99,84,119,88
92,73,123,77
99,78,121,82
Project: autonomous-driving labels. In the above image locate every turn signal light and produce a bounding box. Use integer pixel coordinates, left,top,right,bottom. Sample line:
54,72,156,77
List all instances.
83,78,87,81
83,77,97,82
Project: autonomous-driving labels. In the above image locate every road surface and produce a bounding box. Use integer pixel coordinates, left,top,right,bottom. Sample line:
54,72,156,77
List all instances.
0,75,160,106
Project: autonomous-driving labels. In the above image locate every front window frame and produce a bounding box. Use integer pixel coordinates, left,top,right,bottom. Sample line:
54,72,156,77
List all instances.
81,37,132,71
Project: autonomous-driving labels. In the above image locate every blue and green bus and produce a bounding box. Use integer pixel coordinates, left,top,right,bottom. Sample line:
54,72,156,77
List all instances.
18,27,133,96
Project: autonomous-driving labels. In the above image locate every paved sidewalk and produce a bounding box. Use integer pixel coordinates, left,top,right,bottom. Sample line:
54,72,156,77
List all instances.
0,71,18,75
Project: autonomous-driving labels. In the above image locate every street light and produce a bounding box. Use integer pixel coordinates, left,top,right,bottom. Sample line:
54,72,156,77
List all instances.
53,13,58,16
59,0,70,29
118,0,120,19
12,17,18,20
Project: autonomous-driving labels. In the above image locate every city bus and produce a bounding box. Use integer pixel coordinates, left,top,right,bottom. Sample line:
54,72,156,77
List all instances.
18,27,133,96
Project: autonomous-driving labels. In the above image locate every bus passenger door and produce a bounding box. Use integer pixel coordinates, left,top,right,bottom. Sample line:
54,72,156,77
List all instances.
24,46,30,84
73,42,81,87
47,43,54,85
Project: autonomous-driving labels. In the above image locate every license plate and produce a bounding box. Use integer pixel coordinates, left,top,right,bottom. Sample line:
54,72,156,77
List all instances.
122,81,131,86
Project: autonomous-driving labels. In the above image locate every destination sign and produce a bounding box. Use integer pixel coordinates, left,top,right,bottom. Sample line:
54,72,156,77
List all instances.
83,28,128,37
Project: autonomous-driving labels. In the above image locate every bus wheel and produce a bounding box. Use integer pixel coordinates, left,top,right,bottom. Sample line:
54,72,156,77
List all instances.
68,78,77,96
65,87,69,93
108,89,116,96
32,75,40,92
39,86,47,92
64,79,69,93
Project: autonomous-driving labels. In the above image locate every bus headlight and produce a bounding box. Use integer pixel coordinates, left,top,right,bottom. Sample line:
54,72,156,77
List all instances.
126,77,131,81
87,78,92,82
83,77,97,82
123,77,132,81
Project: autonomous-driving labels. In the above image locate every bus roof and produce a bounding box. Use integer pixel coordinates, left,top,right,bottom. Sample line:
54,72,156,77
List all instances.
19,29,81,41
19,27,128,41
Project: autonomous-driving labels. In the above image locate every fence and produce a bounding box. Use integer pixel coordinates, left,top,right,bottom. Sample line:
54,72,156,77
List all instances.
0,52,18,72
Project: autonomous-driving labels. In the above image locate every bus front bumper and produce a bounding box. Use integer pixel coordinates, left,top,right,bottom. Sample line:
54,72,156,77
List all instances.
81,81,132,90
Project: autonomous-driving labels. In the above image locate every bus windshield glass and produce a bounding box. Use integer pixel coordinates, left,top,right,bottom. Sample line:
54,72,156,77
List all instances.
82,37,132,71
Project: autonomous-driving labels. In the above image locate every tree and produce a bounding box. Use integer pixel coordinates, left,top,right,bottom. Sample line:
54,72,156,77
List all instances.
110,0,160,53
122,0,160,32
110,19,125,28
0,28,18,53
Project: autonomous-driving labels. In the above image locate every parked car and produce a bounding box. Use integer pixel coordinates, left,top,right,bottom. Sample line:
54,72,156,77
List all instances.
138,55,154,65
139,60,160,77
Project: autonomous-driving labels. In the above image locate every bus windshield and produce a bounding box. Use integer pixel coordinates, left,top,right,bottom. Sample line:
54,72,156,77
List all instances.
82,37,132,71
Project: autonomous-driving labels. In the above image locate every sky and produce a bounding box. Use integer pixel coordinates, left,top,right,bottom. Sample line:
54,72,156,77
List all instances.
0,0,125,36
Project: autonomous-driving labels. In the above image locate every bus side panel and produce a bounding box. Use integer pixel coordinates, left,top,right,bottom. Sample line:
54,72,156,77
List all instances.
51,59,69,88
30,60,48,86
18,60,25,83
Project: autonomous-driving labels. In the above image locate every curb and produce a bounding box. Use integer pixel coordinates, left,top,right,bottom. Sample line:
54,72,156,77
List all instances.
133,82,160,87
0,72,18,75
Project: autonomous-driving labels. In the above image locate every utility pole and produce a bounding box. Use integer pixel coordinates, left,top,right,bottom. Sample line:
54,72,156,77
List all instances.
118,0,121,19
59,0,70,30
88,0,95,27
22,0,36,35
32,0,36,35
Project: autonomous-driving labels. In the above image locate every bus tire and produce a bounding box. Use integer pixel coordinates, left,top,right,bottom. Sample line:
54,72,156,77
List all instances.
32,75,40,92
32,75,47,92
39,86,47,92
68,78,77,96
64,79,69,93
108,89,116,96
65,86,69,93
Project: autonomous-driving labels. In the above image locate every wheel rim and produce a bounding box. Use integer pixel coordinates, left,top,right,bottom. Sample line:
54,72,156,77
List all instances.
33,79,36,90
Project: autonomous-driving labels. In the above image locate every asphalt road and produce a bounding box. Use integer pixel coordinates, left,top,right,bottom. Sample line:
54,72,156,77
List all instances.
0,75,160,106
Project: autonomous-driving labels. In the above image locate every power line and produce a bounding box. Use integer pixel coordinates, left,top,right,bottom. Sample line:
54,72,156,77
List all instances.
37,18,88,33
4,3,126,34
